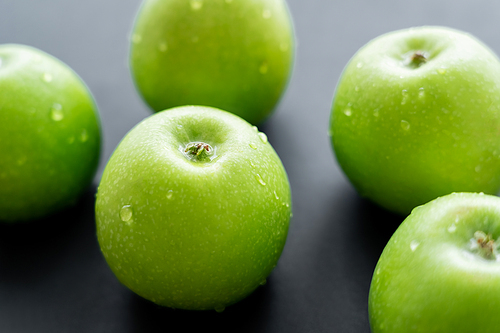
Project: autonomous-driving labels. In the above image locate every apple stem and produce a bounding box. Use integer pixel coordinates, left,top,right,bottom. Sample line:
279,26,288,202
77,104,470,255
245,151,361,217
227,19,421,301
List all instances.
406,51,427,69
470,231,499,260
184,142,214,162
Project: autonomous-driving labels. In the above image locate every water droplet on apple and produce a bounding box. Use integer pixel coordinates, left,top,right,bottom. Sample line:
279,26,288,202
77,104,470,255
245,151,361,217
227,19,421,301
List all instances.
475,165,482,173
249,143,257,150
252,126,258,132
356,62,363,68
354,86,360,92
410,240,420,252
447,224,457,233
176,124,183,129
249,160,256,168
215,306,225,313
401,90,408,105
279,42,289,52
190,0,203,10
158,42,168,52
259,279,267,285
400,120,410,131
418,87,425,99
273,191,280,200
255,174,266,186
131,34,142,44
120,205,134,225
376,268,381,275
166,190,173,200
258,132,268,144
372,108,379,117
262,9,272,19
343,108,352,116
50,103,64,121
42,73,53,83
259,62,268,74
80,129,88,142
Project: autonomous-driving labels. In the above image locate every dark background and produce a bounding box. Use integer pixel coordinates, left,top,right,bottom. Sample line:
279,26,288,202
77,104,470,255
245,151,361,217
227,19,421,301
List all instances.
0,0,499,332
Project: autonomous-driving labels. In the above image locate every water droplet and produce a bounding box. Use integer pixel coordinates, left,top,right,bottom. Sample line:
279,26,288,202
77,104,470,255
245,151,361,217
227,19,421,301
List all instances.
50,103,64,121
120,205,134,224
176,124,183,129
259,62,268,74
373,108,380,117
475,165,482,173
249,143,257,150
376,268,381,275
255,174,266,186
400,120,410,131
279,42,289,52
447,224,457,233
354,86,360,92
401,90,408,105
258,132,268,144
42,73,53,82
252,126,258,132
438,68,446,75
259,279,267,285
356,62,363,68
80,129,88,142
215,306,225,313
418,87,425,99
131,34,142,44
166,190,173,200
158,42,168,52
190,0,203,10
343,108,352,116
262,9,272,19
273,191,280,200
410,240,420,252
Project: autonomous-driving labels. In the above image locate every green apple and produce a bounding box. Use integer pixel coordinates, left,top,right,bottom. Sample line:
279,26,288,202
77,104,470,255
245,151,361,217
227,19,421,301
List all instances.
129,0,295,125
369,192,500,332
0,44,101,222
330,26,500,215
95,106,292,311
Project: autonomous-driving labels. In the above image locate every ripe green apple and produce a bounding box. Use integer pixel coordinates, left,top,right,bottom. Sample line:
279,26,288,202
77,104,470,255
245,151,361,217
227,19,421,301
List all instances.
369,192,500,332
330,26,500,215
0,44,101,222
129,0,295,125
95,106,292,311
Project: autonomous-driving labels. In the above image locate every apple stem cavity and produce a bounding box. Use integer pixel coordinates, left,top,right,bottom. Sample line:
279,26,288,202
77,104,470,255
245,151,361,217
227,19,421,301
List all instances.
469,231,500,260
184,142,214,162
404,51,428,69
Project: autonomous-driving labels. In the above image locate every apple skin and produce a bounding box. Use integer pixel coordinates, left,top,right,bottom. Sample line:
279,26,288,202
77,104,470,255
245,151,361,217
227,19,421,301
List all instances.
95,106,292,310
329,26,500,215
369,192,500,332
129,0,295,125
0,44,101,222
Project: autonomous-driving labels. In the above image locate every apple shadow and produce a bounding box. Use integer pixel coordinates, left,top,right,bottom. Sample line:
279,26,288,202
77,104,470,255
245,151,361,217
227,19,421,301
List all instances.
0,185,98,286
128,276,275,333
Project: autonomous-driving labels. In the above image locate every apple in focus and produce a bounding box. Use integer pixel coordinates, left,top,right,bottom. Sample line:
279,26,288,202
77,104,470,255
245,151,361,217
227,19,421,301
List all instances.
95,106,292,311
330,26,500,215
0,44,101,222
369,192,500,332
129,0,295,125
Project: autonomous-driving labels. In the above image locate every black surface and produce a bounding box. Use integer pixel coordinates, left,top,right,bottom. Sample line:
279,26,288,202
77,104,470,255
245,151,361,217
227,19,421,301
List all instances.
1,0,499,332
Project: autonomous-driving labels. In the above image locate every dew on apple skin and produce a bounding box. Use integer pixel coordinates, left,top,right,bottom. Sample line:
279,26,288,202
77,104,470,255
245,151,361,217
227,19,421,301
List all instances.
249,143,258,150
42,72,53,83
373,109,380,117
343,108,352,117
190,0,203,11
252,126,258,132
120,205,134,225
273,190,280,200
158,42,168,52
418,87,425,99
410,240,420,252
215,306,225,313
438,68,446,75
356,62,363,68
262,9,272,19
259,279,267,285
50,103,64,121
401,90,408,105
475,165,482,173
448,224,457,233
400,120,410,131
131,34,142,44
259,62,269,74
166,190,173,200
80,129,88,142
258,132,268,144
354,86,360,92
255,174,266,186
249,160,256,169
